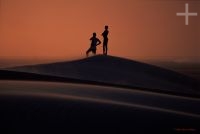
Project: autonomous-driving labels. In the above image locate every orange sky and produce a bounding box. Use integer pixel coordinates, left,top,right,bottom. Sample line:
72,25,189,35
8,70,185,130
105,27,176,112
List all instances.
0,0,199,61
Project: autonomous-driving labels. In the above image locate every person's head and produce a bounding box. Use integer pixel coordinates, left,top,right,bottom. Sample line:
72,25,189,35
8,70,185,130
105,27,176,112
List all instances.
105,25,108,30
93,32,96,37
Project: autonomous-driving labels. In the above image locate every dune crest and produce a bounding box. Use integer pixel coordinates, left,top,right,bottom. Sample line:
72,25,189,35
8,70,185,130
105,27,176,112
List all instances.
9,55,199,94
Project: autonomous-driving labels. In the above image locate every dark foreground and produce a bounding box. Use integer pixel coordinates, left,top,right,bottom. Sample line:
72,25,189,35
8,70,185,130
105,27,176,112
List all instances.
0,80,199,134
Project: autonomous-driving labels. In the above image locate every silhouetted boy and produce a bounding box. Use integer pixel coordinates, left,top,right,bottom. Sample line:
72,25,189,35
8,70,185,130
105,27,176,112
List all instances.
102,25,109,55
86,32,101,57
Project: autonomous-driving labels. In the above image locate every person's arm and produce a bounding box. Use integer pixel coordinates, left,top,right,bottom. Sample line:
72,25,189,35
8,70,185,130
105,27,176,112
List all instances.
102,30,106,36
97,39,101,45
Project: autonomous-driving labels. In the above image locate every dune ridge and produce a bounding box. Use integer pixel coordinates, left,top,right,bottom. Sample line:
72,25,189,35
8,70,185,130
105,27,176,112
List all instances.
6,55,199,96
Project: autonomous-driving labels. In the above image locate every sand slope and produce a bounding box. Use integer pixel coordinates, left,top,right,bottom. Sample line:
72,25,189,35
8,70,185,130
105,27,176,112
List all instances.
9,55,199,94
0,80,200,133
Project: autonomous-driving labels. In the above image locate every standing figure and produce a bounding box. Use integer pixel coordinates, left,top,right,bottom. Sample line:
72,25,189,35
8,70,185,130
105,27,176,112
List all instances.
86,32,101,57
102,25,109,55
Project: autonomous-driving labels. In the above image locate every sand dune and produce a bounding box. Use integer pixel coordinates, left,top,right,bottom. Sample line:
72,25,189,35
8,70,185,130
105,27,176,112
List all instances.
1,55,200,133
8,55,200,96
0,80,200,133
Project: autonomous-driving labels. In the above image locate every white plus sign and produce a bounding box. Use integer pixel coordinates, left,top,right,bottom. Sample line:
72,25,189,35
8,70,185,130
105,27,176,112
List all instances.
176,3,198,25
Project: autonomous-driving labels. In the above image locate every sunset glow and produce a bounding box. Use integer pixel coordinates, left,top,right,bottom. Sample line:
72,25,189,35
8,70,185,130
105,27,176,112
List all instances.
0,0,199,61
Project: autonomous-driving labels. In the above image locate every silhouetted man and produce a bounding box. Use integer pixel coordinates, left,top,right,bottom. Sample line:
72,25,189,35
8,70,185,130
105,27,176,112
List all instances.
102,25,109,55
86,32,101,57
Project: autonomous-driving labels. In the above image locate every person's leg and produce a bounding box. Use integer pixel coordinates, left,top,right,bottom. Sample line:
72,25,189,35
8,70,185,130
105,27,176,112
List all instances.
86,48,91,57
105,45,108,55
103,39,106,55
103,39,108,55
92,49,96,55
103,45,105,55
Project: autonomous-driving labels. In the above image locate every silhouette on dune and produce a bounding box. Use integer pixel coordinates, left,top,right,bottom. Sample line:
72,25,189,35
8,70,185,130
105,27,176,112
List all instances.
102,25,109,55
8,55,200,96
86,32,101,57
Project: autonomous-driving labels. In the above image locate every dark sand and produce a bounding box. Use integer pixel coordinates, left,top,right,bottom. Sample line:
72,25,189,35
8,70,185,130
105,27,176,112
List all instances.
8,55,200,96
150,61,200,81
1,55,200,133
0,80,200,133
